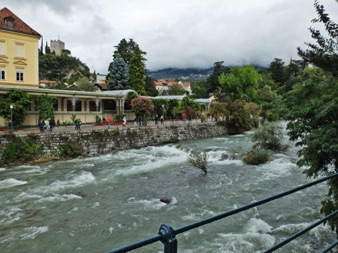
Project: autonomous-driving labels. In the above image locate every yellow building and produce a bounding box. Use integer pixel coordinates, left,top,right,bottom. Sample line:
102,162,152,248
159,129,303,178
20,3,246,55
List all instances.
0,7,40,89
0,8,133,128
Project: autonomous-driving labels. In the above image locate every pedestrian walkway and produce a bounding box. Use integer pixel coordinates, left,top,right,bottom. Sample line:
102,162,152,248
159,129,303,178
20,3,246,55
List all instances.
1,118,214,136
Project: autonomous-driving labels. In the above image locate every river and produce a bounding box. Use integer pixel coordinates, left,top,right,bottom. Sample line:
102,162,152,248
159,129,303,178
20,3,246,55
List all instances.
0,123,335,253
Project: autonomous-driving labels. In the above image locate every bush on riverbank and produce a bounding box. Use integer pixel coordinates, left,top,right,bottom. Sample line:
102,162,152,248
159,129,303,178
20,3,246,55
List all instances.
57,141,83,158
1,133,42,165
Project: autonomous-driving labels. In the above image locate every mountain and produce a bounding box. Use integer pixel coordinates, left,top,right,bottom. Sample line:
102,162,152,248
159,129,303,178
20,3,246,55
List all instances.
148,67,213,81
148,65,267,81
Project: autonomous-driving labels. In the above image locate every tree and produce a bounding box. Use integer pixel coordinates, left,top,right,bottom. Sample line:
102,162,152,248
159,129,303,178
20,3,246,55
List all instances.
267,58,288,86
107,53,130,90
76,77,97,92
226,100,252,134
168,84,185,95
36,95,56,120
190,79,209,98
129,46,146,94
218,65,261,101
285,0,338,232
207,61,229,94
297,0,338,77
145,75,158,96
113,38,146,65
0,89,31,128
131,97,155,125
209,102,229,121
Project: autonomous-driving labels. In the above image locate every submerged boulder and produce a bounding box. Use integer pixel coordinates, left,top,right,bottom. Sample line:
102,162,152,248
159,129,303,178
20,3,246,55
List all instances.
160,197,172,204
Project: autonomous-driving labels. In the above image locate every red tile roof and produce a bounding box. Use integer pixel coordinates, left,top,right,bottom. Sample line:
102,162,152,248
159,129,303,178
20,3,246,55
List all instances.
0,7,41,37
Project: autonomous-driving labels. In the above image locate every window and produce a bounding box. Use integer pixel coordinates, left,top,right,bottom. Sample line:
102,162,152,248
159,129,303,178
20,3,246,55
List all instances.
6,20,14,29
15,43,25,58
0,41,6,56
16,70,24,81
0,69,5,80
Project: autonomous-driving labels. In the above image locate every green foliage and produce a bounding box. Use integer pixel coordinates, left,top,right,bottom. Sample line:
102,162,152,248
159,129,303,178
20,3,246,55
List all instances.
168,84,185,95
209,102,229,121
114,113,125,123
129,46,146,95
287,0,338,231
1,134,42,165
226,100,253,134
70,114,77,123
242,150,270,165
218,65,261,101
267,58,288,86
145,75,159,96
188,151,208,174
0,89,31,127
198,112,207,123
181,96,201,112
95,115,102,124
113,38,146,65
207,61,229,94
76,77,97,91
39,53,90,83
297,1,338,77
36,94,56,120
107,53,130,90
285,71,338,176
57,141,83,158
190,79,209,98
257,85,283,121
163,137,179,144
252,122,289,151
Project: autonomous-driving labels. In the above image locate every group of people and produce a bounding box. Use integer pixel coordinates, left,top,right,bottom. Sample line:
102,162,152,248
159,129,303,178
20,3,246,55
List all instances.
107,115,127,129
154,115,164,125
39,118,55,132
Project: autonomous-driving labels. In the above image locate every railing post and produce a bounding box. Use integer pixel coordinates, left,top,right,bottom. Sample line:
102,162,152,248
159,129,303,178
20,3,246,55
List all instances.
158,224,177,253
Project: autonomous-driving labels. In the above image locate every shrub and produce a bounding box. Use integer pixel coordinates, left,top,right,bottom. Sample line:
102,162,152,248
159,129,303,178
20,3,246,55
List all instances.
242,150,270,165
188,151,208,174
1,135,42,165
57,141,83,158
252,122,289,151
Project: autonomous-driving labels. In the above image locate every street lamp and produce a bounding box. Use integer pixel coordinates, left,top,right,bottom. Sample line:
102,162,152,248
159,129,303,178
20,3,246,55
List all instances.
10,104,13,133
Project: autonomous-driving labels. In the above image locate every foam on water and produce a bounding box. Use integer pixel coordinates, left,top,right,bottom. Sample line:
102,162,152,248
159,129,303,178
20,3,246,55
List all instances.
0,168,6,171
36,171,96,194
19,226,49,240
127,197,168,210
245,218,273,234
0,178,27,189
0,207,23,225
256,157,298,181
207,150,243,166
114,145,188,176
36,194,82,203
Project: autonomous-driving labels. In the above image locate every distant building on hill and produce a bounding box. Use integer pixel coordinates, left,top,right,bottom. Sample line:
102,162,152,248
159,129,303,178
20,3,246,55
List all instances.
50,39,65,55
154,79,191,95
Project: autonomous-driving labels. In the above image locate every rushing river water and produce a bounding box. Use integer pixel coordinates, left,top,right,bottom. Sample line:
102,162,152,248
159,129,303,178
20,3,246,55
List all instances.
0,123,336,253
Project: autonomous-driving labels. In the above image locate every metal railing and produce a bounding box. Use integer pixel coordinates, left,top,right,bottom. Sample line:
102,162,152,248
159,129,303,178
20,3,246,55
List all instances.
106,173,338,253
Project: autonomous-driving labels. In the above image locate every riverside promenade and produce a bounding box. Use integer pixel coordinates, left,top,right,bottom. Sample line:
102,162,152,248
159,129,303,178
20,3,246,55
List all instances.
1,118,211,136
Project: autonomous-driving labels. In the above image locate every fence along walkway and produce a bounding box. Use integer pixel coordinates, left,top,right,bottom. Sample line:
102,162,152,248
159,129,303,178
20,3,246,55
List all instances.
106,172,338,253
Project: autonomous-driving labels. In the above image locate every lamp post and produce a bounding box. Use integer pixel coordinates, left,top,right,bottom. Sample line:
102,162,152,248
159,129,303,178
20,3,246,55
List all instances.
161,104,165,125
10,104,13,133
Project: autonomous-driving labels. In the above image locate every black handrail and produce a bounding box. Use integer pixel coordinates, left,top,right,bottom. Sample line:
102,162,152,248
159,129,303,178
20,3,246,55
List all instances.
106,173,338,253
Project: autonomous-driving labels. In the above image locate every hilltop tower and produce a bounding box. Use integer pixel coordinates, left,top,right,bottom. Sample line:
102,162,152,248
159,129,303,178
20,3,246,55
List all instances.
50,39,65,56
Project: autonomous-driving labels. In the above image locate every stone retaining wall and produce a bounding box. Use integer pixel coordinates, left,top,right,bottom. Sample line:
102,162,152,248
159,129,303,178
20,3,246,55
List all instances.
0,123,227,162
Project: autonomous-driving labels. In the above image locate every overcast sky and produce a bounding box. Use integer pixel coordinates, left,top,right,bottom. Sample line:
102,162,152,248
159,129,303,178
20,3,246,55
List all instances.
2,0,338,74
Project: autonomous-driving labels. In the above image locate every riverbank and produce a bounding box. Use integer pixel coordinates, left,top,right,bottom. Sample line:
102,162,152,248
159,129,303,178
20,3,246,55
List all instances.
0,121,227,166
